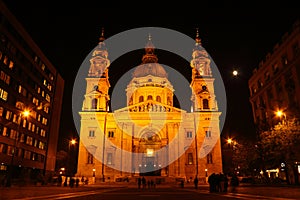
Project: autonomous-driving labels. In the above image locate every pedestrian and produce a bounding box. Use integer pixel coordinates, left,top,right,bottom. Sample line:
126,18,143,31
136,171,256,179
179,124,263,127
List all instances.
193,176,198,189
142,176,146,189
75,178,79,187
208,173,215,192
180,180,184,188
224,174,229,192
219,173,225,192
230,174,239,193
57,175,62,187
147,180,151,189
150,179,154,188
137,177,142,189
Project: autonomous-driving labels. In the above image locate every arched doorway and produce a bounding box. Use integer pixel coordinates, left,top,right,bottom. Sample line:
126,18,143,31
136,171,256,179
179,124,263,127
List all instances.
138,132,162,176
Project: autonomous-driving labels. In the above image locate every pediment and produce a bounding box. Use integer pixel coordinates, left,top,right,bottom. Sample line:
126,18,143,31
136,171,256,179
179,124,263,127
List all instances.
114,100,185,113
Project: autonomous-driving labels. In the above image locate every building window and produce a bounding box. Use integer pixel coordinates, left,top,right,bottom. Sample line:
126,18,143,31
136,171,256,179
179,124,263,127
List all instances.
156,96,161,102
107,153,112,165
282,55,288,65
205,130,211,138
264,71,270,82
89,130,95,137
293,43,299,56
108,131,114,138
0,71,10,85
147,95,153,100
186,131,193,138
87,152,94,164
91,98,98,109
273,64,279,74
207,153,213,164
203,99,209,109
188,153,193,165
139,96,144,102
9,61,14,69
0,88,8,101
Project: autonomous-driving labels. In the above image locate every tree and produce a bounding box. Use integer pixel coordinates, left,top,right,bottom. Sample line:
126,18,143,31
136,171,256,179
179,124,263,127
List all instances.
259,119,300,184
231,140,261,177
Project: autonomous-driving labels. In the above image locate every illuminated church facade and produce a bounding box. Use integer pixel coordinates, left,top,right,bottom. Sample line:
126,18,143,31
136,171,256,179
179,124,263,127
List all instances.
76,30,223,183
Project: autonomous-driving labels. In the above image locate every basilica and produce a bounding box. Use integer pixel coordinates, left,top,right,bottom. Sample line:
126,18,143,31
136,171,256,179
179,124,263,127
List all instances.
76,30,223,183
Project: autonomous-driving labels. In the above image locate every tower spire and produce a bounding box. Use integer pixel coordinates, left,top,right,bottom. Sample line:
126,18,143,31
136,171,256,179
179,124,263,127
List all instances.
99,27,105,43
142,34,158,64
195,28,201,45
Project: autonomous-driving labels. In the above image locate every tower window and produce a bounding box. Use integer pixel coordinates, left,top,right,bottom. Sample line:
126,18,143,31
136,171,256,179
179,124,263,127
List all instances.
188,153,193,165
108,131,114,138
186,131,193,138
107,153,112,165
91,98,98,109
156,96,161,102
203,99,209,109
87,152,94,164
139,96,144,103
207,153,213,164
147,95,153,100
205,130,211,138
89,130,95,137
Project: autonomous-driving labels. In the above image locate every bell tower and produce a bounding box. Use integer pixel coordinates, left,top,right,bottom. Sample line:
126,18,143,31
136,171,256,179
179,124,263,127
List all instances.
82,28,110,111
190,29,218,112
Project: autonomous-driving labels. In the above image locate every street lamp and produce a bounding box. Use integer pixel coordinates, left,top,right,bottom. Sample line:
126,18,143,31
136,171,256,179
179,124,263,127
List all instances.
5,109,30,187
276,110,287,124
67,138,77,177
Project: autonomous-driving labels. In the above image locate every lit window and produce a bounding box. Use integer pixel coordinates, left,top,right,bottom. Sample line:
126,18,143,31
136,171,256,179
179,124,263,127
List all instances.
0,88,8,101
3,56,8,65
188,153,193,165
39,141,45,149
0,107,3,116
5,110,11,120
46,94,51,102
8,61,14,69
146,149,154,157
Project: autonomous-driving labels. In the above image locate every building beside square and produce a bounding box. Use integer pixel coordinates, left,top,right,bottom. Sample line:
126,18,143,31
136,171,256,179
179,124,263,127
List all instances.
248,20,300,131
0,0,64,184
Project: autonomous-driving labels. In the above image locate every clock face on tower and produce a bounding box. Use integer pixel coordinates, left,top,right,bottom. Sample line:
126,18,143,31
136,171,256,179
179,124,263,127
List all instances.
202,85,207,91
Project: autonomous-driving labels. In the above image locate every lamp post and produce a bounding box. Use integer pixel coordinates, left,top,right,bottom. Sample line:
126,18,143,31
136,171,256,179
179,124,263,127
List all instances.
5,110,30,187
67,139,77,177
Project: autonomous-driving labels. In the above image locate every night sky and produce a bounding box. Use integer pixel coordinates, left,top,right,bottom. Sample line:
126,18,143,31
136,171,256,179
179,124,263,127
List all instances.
3,1,300,151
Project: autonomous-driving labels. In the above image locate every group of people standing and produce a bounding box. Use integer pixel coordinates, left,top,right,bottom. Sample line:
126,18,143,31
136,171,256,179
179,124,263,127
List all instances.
137,176,156,189
208,173,239,193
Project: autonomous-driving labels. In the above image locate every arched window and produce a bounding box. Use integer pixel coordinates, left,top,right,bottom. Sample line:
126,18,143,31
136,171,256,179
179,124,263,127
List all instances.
167,97,172,105
139,96,144,103
156,96,161,102
147,95,153,100
91,98,98,109
203,99,209,109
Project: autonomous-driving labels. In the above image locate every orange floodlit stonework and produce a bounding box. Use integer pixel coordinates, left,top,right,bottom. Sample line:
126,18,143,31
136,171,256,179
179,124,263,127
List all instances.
76,29,223,183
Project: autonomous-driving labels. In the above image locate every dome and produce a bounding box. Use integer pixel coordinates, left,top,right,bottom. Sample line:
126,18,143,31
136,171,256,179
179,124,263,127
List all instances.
132,63,167,78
